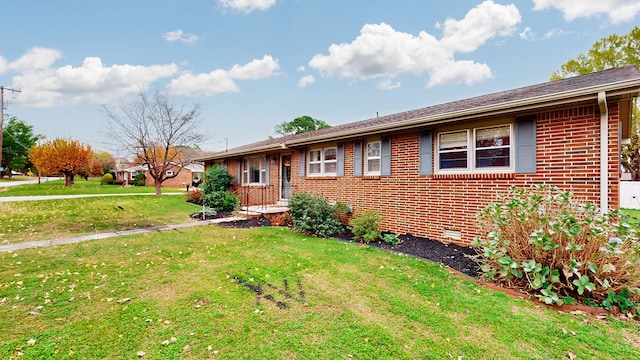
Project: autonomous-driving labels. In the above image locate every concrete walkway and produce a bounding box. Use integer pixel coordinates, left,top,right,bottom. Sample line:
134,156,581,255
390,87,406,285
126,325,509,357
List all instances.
0,192,183,202
0,216,244,252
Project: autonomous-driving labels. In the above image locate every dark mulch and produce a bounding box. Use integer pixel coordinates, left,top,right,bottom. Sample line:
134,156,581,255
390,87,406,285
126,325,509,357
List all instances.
213,216,479,278
217,215,273,228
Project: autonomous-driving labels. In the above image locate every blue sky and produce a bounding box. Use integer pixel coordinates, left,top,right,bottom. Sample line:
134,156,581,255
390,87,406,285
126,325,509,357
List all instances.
1,0,638,155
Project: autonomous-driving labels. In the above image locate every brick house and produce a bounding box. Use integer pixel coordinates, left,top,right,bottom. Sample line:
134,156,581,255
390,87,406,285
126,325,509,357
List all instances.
116,163,204,189
197,66,640,246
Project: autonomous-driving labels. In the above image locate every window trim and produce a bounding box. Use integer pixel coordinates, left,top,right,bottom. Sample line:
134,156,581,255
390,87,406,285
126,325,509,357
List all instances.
242,156,268,185
365,140,382,175
435,123,514,174
307,146,338,176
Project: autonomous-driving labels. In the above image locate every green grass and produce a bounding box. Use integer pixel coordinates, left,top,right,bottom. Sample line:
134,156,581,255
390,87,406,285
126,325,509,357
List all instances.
1,226,639,359
0,178,181,197
622,208,640,230
0,196,200,244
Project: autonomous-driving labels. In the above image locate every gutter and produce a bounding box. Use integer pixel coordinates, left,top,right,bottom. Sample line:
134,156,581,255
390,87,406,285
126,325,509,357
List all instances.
598,91,609,215
199,77,640,160
284,78,640,147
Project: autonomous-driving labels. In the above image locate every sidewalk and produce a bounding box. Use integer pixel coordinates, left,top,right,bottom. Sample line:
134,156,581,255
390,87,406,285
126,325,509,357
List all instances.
0,216,243,252
0,192,183,202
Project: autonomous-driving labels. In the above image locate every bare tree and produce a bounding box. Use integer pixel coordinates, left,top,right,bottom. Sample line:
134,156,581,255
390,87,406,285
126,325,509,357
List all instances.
103,90,206,195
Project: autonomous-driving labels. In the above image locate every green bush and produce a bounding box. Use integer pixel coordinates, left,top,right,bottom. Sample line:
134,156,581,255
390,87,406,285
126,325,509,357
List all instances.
201,165,234,195
350,210,382,243
100,173,114,185
133,173,146,186
203,191,239,212
382,233,401,246
288,193,344,238
472,185,640,313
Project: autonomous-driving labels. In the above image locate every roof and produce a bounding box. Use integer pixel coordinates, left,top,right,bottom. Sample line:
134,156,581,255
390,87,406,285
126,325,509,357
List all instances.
198,65,640,161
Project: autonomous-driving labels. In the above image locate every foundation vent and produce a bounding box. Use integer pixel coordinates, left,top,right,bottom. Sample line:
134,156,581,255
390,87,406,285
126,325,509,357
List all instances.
443,229,462,241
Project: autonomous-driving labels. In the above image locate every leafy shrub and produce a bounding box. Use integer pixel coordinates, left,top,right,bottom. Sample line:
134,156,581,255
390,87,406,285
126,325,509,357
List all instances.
100,173,114,185
185,189,204,205
133,173,146,186
190,207,218,220
203,191,239,212
472,185,640,312
201,165,234,195
350,210,382,243
288,193,344,238
382,233,401,246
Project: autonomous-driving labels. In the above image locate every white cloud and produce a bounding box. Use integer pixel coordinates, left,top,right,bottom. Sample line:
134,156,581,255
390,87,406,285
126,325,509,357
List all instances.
218,0,277,13
163,29,199,45
9,47,62,72
167,55,279,96
532,0,640,24
228,55,279,79
296,66,305,72
308,0,520,88
377,78,400,90
4,47,178,107
427,61,492,87
298,75,315,88
519,27,535,40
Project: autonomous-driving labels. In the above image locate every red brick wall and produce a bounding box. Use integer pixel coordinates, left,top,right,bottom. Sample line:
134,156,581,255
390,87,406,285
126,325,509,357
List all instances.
223,156,280,206
146,165,195,189
214,102,621,246
288,102,620,246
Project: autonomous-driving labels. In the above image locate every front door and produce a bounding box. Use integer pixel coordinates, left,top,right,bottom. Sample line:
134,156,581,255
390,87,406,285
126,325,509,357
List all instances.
281,155,292,200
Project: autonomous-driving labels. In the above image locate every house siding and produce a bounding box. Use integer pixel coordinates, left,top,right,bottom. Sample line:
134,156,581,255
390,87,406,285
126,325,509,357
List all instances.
145,164,198,189
275,102,621,246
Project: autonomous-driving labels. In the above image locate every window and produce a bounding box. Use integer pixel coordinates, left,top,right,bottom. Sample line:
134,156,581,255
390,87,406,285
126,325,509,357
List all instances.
437,124,512,173
365,141,381,175
308,147,337,176
165,170,175,176
475,126,510,168
242,157,267,184
439,131,468,169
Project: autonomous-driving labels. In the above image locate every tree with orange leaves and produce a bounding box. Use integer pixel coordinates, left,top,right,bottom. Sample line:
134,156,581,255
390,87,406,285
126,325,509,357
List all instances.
28,138,93,187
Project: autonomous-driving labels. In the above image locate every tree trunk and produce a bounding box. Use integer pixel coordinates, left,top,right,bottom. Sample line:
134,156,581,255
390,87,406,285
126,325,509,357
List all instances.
155,181,163,196
64,173,75,187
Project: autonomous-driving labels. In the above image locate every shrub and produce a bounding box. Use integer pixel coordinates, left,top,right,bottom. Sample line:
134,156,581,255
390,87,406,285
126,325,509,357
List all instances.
133,173,146,186
203,191,239,212
472,185,640,312
190,207,218,220
350,210,383,243
288,193,344,238
100,173,114,185
382,233,401,246
201,165,234,195
185,189,204,205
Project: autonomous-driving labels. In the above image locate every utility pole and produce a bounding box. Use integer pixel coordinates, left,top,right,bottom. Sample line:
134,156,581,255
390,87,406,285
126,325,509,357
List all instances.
0,86,22,174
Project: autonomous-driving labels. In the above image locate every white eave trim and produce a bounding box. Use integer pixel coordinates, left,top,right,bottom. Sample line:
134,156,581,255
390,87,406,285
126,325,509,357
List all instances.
199,77,640,160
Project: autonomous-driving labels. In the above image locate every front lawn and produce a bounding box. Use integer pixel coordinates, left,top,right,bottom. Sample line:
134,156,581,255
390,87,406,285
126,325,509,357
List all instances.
0,196,199,244
1,226,638,359
0,178,182,197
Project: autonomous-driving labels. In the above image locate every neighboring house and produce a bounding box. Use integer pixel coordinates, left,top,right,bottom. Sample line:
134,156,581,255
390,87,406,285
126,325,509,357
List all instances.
115,163,204,189
150,163,204,189
115,164,147,184
197,66,640,246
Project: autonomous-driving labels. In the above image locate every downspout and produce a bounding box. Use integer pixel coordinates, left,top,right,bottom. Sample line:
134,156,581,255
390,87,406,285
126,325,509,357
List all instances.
598,91,608,215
